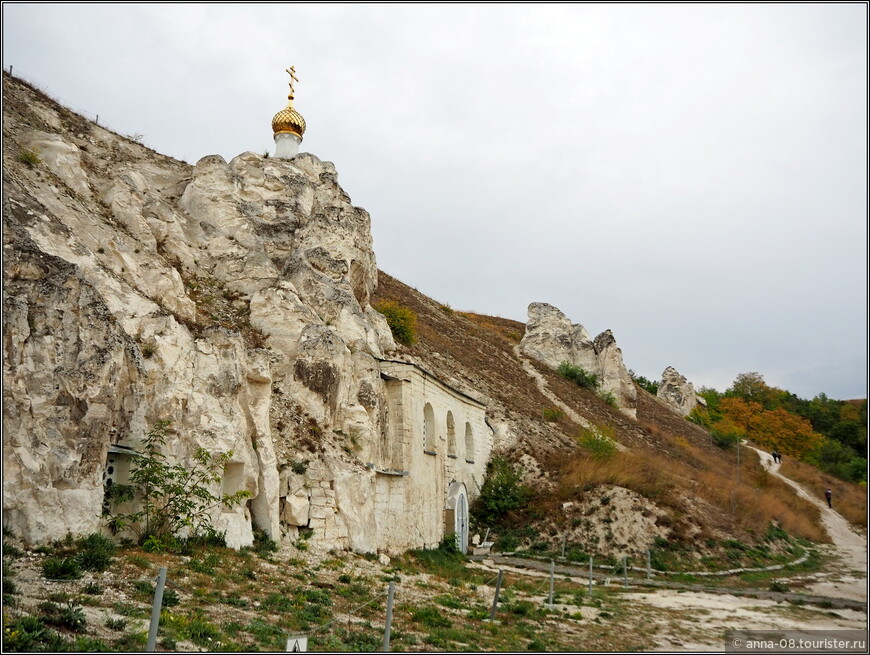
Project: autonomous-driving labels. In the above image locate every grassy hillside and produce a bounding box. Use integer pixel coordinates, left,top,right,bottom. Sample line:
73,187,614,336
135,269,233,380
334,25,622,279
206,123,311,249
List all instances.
374,271,837,558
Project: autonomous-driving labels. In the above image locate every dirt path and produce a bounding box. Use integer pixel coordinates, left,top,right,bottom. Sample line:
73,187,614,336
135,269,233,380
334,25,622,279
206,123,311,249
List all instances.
747,444,868,602
616,447,868,648
512,345,593,430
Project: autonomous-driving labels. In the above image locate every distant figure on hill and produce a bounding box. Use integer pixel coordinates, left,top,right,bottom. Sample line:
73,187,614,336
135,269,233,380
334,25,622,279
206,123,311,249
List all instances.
771,450,780,464
825,488,832,508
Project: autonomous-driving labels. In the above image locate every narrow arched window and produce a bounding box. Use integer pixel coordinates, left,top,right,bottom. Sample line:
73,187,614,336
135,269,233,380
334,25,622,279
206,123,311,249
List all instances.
446,412,457,457
424,403,436,453
464,422,475,463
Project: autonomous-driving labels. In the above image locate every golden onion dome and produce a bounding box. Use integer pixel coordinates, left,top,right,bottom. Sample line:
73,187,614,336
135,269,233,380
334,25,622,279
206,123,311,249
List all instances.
272,66,306,139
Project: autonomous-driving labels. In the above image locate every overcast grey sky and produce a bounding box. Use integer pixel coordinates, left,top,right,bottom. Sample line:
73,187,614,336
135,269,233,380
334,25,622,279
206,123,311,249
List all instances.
3,3,867,400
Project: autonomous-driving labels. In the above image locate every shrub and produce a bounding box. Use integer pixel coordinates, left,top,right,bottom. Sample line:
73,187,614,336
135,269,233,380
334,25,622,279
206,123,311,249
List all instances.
107,419,251,544
374,300,417,345
578,426,618,459
17,148,41,168
598,390,618,408
39,600,87,632
3,615,65,652
165,610,220,646
106,617,128,631
42,556,82,580
629,371,659,395
710,425,742,449
557,361,599,390
473,455,532,524
163,588,181,608
412,606,452,628
252,528,279,558
82,581,103,595
542,407,564,422
75,533,117,572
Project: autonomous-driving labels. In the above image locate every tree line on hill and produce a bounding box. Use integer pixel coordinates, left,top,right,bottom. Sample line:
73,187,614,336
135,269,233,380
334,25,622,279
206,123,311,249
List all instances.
685,372,866,484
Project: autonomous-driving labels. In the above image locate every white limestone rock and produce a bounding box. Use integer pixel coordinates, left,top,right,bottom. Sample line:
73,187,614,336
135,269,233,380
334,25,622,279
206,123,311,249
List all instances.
282,489,311,526
657,366,699,417
2,75,476,556
20,131,92,198
520,303,637,419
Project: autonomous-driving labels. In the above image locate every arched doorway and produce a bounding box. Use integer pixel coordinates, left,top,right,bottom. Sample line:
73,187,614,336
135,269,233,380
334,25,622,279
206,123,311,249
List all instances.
445,482,469,554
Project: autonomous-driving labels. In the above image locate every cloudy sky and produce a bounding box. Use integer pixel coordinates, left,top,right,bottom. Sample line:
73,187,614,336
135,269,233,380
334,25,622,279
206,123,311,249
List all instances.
3,3,867,400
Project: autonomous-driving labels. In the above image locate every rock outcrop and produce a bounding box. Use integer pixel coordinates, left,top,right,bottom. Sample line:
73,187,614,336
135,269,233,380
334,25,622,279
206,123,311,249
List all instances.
3,73,493,553
657,366,699,417
519,303,637,419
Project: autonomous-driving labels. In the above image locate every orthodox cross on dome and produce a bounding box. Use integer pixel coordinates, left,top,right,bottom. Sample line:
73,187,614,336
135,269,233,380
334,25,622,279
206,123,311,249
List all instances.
286,66,299,101
272,66,306,158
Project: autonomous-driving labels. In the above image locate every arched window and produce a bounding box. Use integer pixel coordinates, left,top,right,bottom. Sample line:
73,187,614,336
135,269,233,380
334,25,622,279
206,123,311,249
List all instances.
464,422,475,463
423,403,436,453
446,412,457,457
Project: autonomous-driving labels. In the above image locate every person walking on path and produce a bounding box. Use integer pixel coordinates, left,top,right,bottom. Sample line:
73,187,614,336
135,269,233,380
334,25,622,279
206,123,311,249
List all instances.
825,488,833,509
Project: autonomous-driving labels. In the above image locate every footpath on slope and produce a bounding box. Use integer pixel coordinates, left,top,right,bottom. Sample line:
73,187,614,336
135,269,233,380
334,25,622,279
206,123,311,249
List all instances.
468,442,868,612
512,344,593,431
747,444,868,603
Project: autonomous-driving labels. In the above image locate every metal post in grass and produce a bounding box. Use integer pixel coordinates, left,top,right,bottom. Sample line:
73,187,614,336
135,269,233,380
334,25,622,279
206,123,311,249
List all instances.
588,556,593,594
490,569,504,620
146,566,167,652
547,559,555,606
646,550,651,580
623,556,628,586
382,580,395,652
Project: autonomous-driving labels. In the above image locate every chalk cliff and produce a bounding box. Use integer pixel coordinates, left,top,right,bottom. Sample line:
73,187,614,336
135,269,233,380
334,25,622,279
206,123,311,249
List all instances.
3,73,494,552
519,302,637,419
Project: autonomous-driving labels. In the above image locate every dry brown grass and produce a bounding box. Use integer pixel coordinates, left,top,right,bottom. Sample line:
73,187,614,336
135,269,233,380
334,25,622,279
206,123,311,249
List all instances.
553,431,829,543
779,458,868,530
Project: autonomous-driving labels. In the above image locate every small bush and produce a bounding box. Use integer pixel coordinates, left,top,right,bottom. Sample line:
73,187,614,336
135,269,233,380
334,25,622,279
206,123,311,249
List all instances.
598,391,618,408
374,300,417,345
3,615,64,652
3,541,23,558
163,587,181,608
630,371,659,395
473,455,532,525
17,148,41,168
578,426,618,459
710,425,741,449
42,556,82,580
252,528,279,558
106,617,129,631
82,581,103,595
75,533,117,571
542,407,564,422
412,606,452,628
557,361,599,390
435,594,464,609
39,600,87,632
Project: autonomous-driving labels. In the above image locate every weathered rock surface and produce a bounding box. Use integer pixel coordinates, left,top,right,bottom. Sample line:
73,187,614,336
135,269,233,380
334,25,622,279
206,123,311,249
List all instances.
657,366,699,417
519,303,637,419
2,74,415,550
